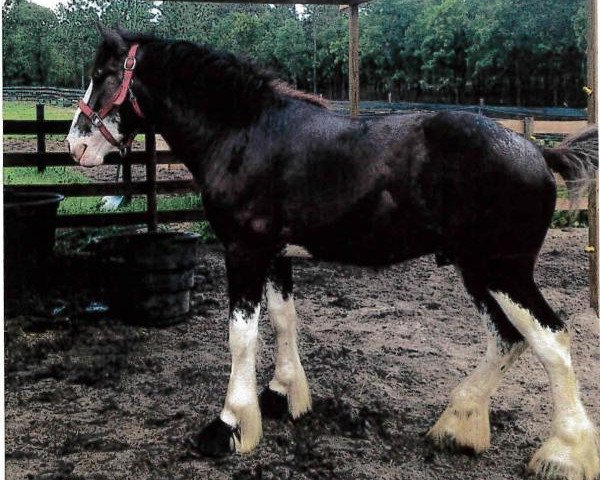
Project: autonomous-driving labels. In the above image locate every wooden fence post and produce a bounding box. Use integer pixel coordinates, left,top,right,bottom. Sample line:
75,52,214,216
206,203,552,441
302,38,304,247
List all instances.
122,158,132,205
348,3,359,118
587,0,598,315
524,116,534,140
145,129,158,232
36,104,46,173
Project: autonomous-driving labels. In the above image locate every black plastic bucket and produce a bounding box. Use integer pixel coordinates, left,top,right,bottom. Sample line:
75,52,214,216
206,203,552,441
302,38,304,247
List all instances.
4,191,64,287
93,231,201,326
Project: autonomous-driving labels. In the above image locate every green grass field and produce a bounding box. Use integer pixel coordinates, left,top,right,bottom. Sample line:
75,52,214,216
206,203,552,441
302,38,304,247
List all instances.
4,101,75,120
4,101,75,140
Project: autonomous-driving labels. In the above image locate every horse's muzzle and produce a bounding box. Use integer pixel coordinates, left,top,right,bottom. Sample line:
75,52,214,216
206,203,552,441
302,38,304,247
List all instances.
66,139,88,163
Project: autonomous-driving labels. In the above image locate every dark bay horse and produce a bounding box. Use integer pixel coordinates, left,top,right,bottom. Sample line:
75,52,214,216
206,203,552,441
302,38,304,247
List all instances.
67,27,599,480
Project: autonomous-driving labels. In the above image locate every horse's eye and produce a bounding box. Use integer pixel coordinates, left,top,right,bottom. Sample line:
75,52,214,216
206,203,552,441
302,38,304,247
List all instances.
92,69,103,81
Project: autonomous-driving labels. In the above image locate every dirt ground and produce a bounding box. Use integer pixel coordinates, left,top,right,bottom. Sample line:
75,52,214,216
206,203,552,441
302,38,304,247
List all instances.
4,228,599,480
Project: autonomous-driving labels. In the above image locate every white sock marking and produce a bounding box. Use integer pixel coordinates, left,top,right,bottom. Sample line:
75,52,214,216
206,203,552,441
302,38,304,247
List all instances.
266,281,312,418
428,311,526,452
220,305,262,453
491,291,599,479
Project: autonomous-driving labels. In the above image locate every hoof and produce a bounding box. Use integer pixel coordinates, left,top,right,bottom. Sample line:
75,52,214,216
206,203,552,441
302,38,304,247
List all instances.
187,417,238,458
528,430,600,480
259,387,289,420
426,432,478,456
427,401,491,454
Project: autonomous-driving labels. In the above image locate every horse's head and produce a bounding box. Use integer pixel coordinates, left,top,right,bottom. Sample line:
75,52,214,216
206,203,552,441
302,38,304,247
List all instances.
67,26,145,167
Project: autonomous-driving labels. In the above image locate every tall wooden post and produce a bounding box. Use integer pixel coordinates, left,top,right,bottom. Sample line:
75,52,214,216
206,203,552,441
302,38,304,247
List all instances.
146,129,158,233
587,0,598,315
36,104,46,173
348,3,359,117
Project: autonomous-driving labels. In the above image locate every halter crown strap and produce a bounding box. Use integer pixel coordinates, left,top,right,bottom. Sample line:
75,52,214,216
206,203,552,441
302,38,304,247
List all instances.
98,44,142,118
78,43,143,151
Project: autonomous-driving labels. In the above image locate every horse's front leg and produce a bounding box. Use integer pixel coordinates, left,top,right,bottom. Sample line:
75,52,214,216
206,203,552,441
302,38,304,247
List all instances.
259,256,312,420
190,246,270,457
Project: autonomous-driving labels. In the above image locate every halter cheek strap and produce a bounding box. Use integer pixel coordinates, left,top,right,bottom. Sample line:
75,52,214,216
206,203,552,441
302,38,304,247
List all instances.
78,43,144,152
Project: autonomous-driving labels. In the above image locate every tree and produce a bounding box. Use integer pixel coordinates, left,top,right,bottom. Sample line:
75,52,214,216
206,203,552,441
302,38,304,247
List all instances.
3,0,56,85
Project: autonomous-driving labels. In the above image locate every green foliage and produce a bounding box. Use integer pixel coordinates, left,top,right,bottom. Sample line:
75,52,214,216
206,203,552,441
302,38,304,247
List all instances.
551,210,588,228
190,221,218,244
1,0,590,105
3,0,55,85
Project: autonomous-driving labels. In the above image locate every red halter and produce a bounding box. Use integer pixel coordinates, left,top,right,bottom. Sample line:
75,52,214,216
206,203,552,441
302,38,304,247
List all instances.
78,43,144,153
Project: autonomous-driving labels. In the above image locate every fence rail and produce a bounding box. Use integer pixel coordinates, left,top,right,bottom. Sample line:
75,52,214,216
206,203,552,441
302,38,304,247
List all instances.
4,104,200,230
3,104,587,231
3,86,85,105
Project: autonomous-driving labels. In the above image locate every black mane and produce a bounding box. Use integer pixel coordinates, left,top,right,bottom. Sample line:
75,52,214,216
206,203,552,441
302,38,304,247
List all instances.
112,30,327,127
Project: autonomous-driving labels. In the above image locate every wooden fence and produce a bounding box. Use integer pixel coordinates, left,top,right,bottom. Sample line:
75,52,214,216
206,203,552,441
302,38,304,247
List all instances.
4,105,202,230
3,106,586,231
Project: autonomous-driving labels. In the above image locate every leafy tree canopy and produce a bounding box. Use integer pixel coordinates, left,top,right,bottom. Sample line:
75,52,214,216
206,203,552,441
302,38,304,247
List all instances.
2,0,589,106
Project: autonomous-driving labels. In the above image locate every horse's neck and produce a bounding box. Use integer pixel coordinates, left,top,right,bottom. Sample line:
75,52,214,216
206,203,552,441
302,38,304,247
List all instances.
137,42,275,179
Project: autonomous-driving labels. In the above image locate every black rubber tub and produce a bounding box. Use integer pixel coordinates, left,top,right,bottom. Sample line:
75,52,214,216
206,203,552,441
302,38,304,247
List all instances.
4,191,64,288
93,231,201,326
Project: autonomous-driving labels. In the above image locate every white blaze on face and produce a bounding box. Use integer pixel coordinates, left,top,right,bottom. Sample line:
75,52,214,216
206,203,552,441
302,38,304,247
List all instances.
66,80,123,167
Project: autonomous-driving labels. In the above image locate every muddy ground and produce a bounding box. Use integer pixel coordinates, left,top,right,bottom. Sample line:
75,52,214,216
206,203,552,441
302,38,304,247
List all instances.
4,228,599,480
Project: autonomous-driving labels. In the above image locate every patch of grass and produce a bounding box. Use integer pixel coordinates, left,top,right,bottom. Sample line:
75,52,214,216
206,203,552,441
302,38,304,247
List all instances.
551,210,588,228
556,185,569,199
4,168,202,217
4,101,75,141
111,193,202,213
4,101,75,121
3,166,88,185
4,167,101,215
189,220,218,243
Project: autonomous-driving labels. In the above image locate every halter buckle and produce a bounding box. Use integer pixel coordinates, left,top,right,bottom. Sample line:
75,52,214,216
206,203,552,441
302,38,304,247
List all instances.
124,56,136,71
90,112,102,128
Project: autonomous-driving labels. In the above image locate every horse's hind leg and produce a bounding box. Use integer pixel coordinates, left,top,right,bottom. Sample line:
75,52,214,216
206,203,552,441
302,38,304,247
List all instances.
487,261,599,480
259,256,312,420
428,264,527,453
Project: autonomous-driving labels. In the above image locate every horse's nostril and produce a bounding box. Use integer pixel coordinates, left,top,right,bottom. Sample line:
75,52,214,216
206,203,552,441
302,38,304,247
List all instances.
73,143,88,162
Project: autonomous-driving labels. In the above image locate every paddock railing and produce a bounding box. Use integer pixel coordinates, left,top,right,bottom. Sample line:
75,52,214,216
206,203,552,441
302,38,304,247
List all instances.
4,104,202,230
3,105,586,231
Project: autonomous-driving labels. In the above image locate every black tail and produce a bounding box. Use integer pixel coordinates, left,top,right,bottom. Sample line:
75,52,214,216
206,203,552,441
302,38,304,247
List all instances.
543,125,598,203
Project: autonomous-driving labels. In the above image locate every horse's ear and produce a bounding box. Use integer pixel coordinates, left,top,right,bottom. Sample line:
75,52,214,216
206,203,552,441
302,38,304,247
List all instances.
97,22,127,54
116,24,134,42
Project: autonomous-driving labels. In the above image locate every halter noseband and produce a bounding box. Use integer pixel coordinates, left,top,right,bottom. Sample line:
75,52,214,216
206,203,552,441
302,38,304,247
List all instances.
78,43,144,154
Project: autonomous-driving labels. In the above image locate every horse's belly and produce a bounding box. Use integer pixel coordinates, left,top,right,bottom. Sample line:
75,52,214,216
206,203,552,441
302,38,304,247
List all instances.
293,218,438,266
